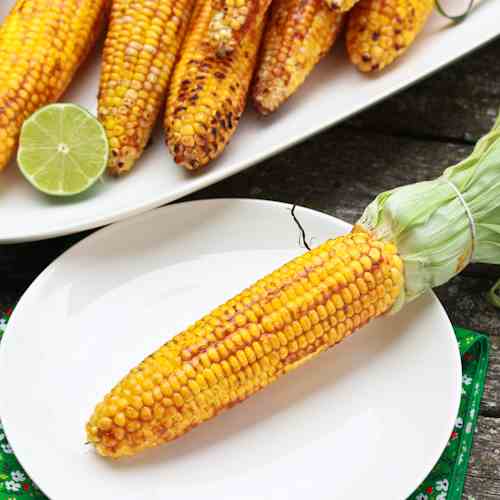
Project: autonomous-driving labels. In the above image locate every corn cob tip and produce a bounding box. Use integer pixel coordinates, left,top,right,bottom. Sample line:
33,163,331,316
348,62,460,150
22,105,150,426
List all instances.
166,102,242,170
166,139,220,171
107,159,136,177
252,88,287,116
103,136,141,177
165,83,245,170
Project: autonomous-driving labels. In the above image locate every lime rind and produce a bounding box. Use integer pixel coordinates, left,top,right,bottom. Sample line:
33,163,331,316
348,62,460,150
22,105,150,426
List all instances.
17,103,109,197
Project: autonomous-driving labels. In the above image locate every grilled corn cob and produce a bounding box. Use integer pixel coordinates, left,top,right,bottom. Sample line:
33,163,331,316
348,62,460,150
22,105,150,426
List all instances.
98,0,195,176
325,0,359,12
346,0,434,72
252,0,344,115
0,0,107,171
165,0,266,170
87,227,403,457
208,0,272,55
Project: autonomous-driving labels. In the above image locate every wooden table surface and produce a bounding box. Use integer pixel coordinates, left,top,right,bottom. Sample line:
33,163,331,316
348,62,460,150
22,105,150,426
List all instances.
2,37,500,500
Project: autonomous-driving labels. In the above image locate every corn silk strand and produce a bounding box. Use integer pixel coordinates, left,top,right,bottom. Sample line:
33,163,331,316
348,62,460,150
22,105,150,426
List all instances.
359,113,500,312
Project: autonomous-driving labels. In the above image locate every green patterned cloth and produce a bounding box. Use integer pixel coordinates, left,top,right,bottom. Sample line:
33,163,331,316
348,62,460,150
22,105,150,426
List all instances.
0,308,489,500
408,326,489,500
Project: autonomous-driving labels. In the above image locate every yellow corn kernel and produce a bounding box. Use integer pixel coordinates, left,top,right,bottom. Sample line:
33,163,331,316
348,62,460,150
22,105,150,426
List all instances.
86,228,403,458
346,0,434,72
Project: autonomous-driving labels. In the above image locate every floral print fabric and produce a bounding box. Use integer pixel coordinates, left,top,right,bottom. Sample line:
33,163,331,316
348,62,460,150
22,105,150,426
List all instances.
0,309,489,499
0,308,43,499
408,327,489,500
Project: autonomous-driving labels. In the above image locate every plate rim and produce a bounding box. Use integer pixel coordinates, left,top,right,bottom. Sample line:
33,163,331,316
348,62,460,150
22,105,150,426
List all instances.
0,198,462,499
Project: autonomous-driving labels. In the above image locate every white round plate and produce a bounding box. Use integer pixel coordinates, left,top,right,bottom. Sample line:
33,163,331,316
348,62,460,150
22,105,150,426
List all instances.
0,199,461,500
2,1,500,242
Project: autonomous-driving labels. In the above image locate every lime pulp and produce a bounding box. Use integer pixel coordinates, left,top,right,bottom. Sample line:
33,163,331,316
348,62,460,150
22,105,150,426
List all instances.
17,103,109,196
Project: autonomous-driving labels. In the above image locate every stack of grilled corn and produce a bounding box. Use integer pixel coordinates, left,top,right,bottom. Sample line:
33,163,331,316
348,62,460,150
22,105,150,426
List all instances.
0,0,435,174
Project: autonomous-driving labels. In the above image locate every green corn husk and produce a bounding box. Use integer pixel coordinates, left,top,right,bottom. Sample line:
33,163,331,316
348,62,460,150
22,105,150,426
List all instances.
359,115,500,311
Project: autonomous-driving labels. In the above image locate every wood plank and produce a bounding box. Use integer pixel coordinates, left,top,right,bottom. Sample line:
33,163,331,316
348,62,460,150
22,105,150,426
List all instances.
435,276,500,338
463,416,500,499
0,231,88,293
188,127,472,222
481,337,500,417
345,38,500,143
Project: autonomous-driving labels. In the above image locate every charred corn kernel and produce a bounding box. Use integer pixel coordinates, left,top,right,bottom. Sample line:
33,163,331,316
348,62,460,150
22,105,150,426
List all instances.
87,228,403,458
165,0,266,170
98,0,194,175
325,0,360,11
209,0,272,55
0,0,107,171
346,0,434,72
253,0,344,114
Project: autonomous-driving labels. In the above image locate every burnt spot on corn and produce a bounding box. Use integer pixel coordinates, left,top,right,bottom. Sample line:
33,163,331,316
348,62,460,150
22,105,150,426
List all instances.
165,0,266,170
86,228,404,458
252,0,344,115
97,0,195,175
0,0,108,170
346,0,434,72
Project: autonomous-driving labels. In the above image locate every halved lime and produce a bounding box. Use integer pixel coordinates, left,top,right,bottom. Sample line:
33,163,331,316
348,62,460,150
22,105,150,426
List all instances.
17,103,109,196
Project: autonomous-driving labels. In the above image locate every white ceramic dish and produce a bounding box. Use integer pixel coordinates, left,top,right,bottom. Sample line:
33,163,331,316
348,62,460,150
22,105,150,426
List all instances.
1,0,499,242
0,199,461,500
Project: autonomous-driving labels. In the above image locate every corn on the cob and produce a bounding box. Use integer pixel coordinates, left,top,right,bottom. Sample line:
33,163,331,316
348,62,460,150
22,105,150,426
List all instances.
165,0,266,170
208,0,272,56
346,0,434,72
86,227,403,457
98,0,194,176
324,0,359,12
252,0,344,115
0,0,107,171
